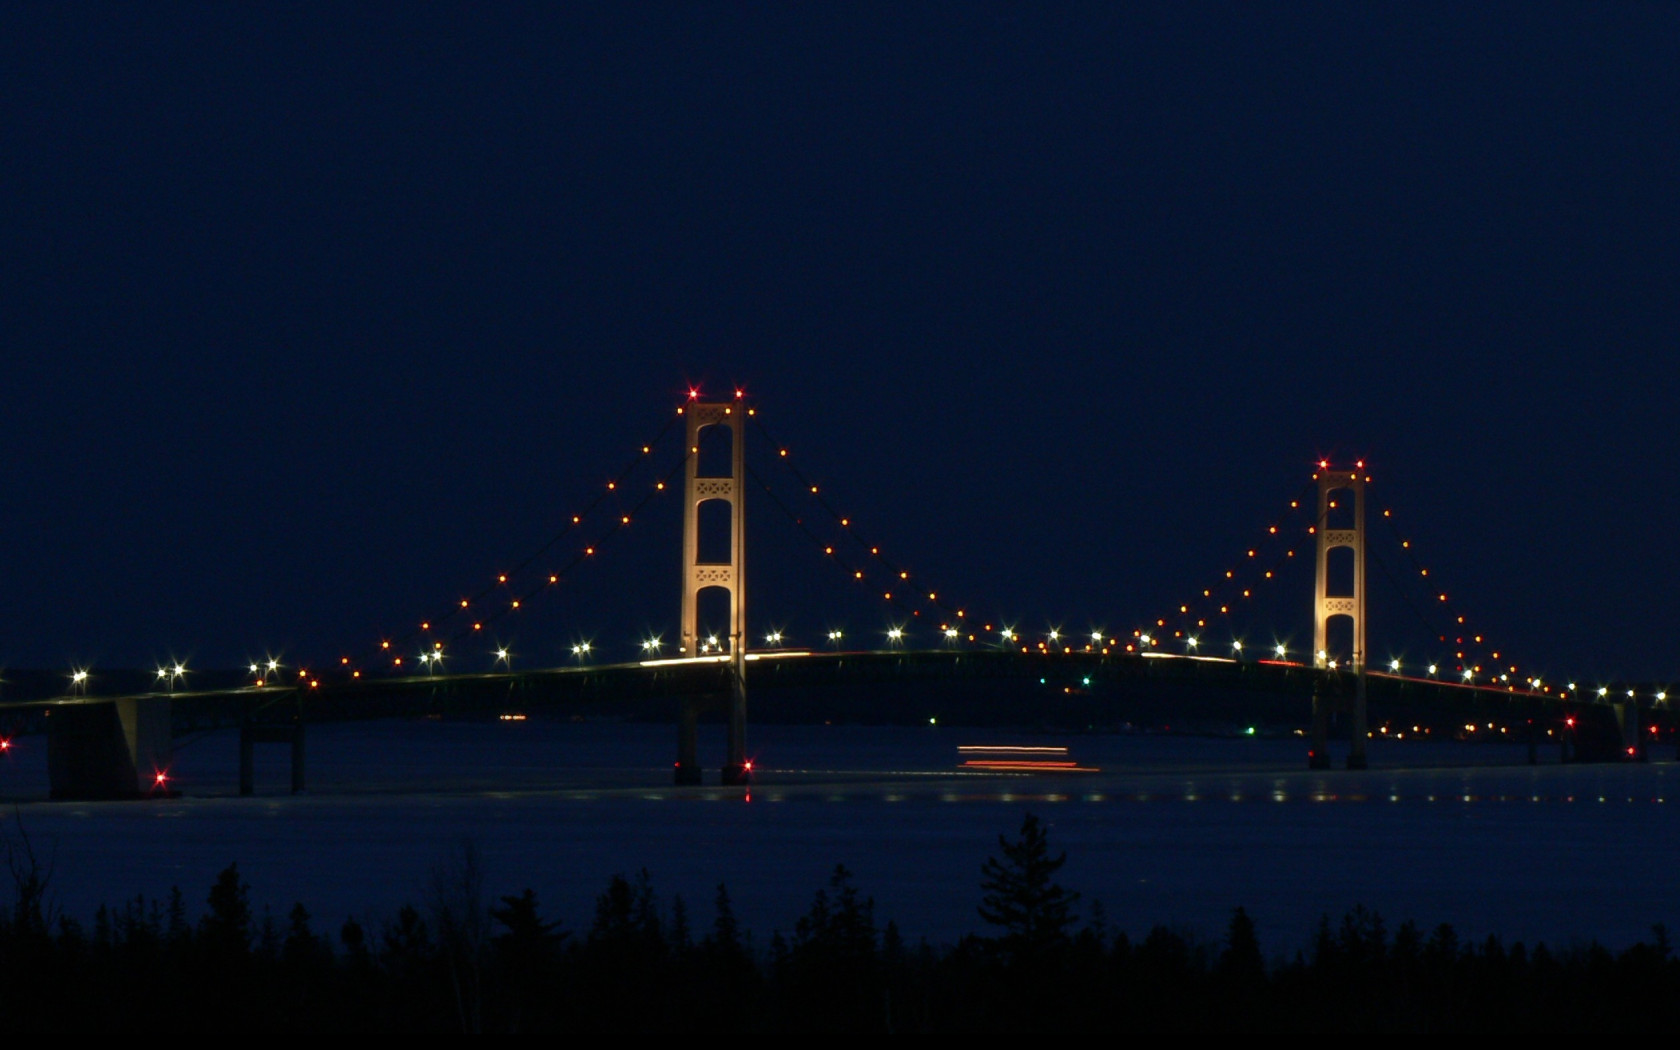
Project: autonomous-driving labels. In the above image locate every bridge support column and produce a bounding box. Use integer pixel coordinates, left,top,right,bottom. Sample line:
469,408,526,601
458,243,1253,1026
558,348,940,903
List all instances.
677,398,750,786
292,722,306,793
1347,668,1368,770
721,656,748,785
1614,702,1644,762
676,698,702,785
239,722,306,795
47,697,172,800
1308,679,1332,769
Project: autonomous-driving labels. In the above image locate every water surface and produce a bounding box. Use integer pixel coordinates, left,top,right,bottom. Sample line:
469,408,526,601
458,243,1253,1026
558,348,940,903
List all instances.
0,720,1672,956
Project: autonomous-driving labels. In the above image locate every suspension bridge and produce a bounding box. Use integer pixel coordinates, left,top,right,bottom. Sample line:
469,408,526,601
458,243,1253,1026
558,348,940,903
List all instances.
4,390,1670,800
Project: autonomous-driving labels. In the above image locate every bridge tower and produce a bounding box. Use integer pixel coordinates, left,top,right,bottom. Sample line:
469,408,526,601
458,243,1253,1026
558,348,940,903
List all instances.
676,399,749,786
1311,465,1369,769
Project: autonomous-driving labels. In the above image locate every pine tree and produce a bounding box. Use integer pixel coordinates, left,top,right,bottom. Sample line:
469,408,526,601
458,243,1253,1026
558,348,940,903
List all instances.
200,863,253,958
779,865,883,1032
792,864,877,965
978,813,1079,960
707,882,742,955
1218,906,1265,986
490,889,563,957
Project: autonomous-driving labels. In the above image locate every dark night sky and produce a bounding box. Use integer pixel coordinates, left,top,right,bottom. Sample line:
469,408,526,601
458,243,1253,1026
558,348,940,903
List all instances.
2,4,1677,686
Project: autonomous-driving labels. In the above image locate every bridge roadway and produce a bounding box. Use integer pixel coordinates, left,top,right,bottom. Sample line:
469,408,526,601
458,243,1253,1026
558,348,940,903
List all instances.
3,649,1665,799
3,648,1632,721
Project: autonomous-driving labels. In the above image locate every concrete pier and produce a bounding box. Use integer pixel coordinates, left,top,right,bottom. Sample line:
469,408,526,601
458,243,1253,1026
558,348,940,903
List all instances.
47,697,172,800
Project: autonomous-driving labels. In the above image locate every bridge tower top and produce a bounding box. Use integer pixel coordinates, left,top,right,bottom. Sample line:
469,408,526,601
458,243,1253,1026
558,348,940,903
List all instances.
678,400,746,659
1312,464,1368,672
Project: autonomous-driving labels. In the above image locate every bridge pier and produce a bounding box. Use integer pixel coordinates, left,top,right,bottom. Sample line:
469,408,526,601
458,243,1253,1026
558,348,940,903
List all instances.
47,697,172,800
675,698,702,785
1308,680,1332,769
721,659,748,785
1347,668,1368,770
239,722,305,795
1614,702,1645,762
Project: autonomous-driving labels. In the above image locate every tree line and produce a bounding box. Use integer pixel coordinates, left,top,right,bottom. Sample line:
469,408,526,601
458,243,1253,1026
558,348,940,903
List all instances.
0,814,1674,1032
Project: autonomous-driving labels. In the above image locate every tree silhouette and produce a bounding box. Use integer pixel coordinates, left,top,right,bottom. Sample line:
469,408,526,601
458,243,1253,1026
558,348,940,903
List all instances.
978,813,1079,960
1218,906,1266,991
778,865,883,1031
200,863,253,958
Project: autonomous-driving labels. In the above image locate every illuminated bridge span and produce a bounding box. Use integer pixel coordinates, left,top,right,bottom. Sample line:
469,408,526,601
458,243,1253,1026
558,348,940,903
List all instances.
6,392,1671,799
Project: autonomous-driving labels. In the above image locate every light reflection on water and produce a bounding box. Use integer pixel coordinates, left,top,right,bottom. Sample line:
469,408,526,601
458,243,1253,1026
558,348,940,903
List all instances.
0,719,1676,955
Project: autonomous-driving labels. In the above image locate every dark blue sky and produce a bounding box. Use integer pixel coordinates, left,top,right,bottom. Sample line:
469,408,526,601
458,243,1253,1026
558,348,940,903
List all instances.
2,4,1676,685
